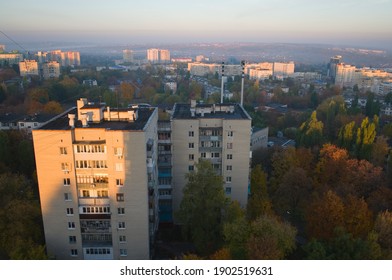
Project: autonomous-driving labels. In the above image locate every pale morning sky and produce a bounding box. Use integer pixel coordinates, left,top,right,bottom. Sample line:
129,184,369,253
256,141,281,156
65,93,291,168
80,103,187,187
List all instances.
1,0,392,48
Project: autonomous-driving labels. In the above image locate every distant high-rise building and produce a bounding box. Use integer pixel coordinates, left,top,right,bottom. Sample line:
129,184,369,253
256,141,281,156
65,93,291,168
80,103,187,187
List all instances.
328,55,342,80
60,51,81,67
335,63,356,87
0,53,23,66
42,61,60,79
147,48,170,63
123,50,134,63
0,45,5,52
159,49,170,63
32,98,159,259
273,62,295,80
147,48,159,63
19,60,39,77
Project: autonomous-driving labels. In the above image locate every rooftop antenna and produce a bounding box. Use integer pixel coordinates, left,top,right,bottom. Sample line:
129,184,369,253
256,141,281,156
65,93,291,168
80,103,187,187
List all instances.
220,62,225,103
240,60,245,106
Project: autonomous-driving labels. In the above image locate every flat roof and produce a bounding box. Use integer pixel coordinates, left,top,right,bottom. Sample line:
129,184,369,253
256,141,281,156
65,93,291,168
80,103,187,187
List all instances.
172,103,251,120
38,107,156,131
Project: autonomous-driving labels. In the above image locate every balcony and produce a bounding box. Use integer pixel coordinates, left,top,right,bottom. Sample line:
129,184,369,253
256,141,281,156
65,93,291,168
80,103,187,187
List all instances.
78,197,110,206
77,183,108,189
81,234,112,246
159,194,172,200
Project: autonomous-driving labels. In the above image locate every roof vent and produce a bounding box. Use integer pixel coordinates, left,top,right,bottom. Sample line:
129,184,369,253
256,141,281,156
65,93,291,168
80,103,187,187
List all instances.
68,114,75,128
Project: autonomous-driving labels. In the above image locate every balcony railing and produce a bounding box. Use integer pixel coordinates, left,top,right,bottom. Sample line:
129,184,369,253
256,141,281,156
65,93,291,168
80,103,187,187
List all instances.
78,197,110,206
77,183,108,189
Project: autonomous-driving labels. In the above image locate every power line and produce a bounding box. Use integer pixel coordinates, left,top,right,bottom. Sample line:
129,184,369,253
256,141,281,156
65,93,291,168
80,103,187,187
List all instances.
0,30,28,52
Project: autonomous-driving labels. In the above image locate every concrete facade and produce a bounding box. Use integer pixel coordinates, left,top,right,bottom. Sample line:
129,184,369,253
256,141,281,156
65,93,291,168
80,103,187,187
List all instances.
32,98,158,260
171,102,252,216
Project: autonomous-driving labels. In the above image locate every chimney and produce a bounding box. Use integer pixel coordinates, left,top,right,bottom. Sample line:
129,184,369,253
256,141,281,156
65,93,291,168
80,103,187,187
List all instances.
68,114,75,128
86,111,93,122
107,106,111,121
127,109,138,122
77,98,88,120
81,114,88,127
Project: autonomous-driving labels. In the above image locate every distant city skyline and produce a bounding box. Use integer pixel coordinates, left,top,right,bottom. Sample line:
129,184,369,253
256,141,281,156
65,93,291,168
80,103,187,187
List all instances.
1,0,392,50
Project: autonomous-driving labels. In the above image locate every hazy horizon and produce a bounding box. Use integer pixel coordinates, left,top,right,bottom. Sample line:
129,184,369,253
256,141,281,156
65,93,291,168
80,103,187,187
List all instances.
1,0,392,51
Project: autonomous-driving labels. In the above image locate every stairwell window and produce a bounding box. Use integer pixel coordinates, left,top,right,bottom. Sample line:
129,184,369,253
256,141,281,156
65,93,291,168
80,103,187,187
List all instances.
60,147,67,155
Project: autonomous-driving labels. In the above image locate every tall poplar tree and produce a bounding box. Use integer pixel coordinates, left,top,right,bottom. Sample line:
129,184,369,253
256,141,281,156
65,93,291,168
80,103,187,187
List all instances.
176,160,229,255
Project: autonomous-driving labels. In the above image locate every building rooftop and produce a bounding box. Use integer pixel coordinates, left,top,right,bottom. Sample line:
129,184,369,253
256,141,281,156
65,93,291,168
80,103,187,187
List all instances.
172,102,251,120
38,106,156,131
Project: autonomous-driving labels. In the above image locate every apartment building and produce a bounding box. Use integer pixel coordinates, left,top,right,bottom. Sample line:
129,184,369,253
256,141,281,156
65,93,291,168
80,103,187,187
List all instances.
123,50,134,63
60,51,81,66
273,62,295,80
32,98,159,260
0,53,23,66
42,61,61,79
157,120,173,223
19,60,39,77
37,50,80,66
171,101,252,215
147,48,170,63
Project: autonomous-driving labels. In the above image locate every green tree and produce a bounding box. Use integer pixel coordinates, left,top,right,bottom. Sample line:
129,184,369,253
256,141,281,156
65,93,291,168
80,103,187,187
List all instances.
247,165,272,220
356,117,377,160
297,111,324,148
365,91,380,118
370,136,389,167
338,121,356,150
176,160,228,255
374,211,392,252
223,215,250,259
0,174,45,259
273,167,312,225
246,215,297,259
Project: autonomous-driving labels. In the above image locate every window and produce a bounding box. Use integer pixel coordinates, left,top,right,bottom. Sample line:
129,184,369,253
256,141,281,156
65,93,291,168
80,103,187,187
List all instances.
69,236,76,244
118,222,125,229
226,176,232,183
115,163,123,171
189,131,194,137
86,248,111,255
116,179,123,186
226,165,232,171
114,147,123,156
227,154,233,160
63,178,71,186
227,143,233,149
228,131,234,137
116,193,124,202
82,190,90,197
189,154,194,161
68,222,75,229
61,162,70,172
70,249,78,256
188,143,194,149
60,147,67,155
188,165,194,171
97,190,108,197
119,235,126,243
66,208,74,215
64,193,72,201
118,207,125,215
120,249,127,256
201,152,206,158
225,187,232,195
211,152,220,158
